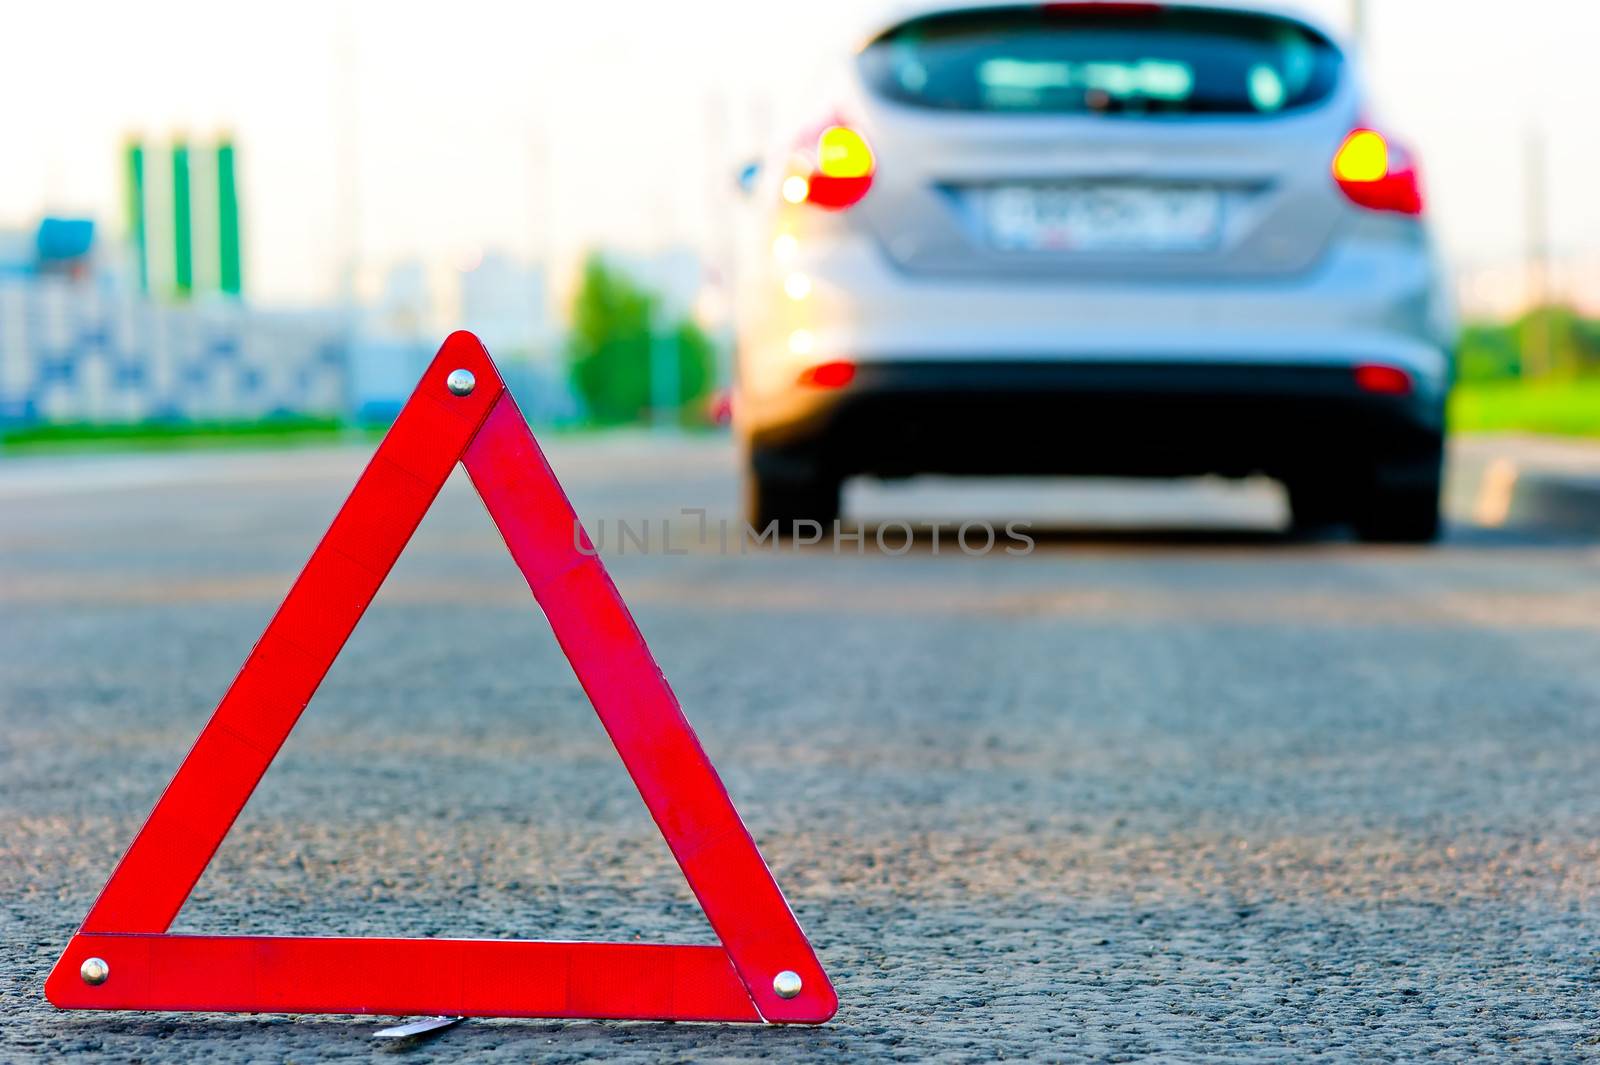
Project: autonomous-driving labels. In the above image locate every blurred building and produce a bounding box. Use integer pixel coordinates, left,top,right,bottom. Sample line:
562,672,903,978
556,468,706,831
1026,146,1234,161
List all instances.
122,136,244,301
345,252,577,425
0,231,31,278
0,280,348,427
371,260,434,337
0,216,347,428
0,219,100,280
458,251,556,361
611,246,707,322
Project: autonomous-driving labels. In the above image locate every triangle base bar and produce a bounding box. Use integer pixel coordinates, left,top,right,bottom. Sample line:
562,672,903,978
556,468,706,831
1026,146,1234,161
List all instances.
48,934,761,1021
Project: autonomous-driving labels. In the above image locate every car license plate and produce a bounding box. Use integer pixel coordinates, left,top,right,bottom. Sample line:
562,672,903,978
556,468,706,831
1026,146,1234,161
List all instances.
981,184,1223,252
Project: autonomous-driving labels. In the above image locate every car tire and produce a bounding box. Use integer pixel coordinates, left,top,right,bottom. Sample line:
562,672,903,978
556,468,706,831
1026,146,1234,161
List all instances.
743,463,841,538
1351,444,1444,544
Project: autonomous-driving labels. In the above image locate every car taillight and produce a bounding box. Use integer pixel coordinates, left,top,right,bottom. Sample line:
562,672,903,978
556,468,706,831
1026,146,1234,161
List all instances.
784,125,875,211
1354,364,1413,396
1332,128,1423,216
797,360,856,388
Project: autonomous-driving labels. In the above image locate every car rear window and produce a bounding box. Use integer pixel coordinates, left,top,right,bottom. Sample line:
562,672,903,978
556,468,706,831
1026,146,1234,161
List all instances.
859,5,1341,117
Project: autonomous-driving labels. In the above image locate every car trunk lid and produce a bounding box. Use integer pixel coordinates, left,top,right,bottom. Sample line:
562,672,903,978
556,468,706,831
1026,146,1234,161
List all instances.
849,3,1355,280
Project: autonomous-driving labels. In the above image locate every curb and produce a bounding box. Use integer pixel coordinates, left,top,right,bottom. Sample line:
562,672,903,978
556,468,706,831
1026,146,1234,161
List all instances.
1451,436,1600,537
1506,470,1600,535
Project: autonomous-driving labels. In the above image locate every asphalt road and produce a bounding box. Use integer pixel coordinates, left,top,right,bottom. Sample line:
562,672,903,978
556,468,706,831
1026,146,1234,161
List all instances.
3,436,1599,1062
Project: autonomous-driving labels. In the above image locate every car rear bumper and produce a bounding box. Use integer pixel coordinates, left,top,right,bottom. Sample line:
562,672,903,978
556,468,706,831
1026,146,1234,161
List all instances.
743,360,1446,481
736,229,1456,401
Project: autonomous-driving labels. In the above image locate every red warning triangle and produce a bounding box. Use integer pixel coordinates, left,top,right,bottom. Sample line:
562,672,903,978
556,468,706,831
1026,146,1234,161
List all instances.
45,332,836,1024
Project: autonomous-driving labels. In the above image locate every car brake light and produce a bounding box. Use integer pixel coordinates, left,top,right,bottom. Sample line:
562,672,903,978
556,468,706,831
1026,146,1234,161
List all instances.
1332,129,1423,215
1354,364,1412,395
797,360,856,388
786,125,875,210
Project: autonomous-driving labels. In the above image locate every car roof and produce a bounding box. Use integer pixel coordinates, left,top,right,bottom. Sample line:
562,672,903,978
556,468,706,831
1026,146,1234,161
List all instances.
850,0,1346,53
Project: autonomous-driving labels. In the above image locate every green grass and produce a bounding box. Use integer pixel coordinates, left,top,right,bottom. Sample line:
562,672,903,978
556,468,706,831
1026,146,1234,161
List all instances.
0,415,647,456
0,416,376,455
1451,379,1600,437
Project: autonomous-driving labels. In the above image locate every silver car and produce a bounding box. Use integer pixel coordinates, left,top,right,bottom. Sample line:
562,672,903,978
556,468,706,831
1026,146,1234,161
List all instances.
732,0,1454,541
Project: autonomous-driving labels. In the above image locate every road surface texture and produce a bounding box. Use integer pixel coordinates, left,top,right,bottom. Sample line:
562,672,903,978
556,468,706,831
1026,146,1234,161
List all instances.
3,436,1599,1062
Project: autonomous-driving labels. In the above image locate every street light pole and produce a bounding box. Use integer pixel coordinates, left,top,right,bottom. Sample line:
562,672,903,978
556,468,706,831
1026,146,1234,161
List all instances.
649,303,680,430
1349,0,1366,48
1524,125,1553,377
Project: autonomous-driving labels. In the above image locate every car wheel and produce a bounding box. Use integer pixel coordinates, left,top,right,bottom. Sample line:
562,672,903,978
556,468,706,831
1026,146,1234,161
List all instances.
743,463,841,538
1352,445,1444,544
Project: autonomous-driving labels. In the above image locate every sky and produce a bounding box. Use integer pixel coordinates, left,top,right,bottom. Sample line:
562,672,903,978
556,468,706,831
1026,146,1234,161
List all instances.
1,0,1595,311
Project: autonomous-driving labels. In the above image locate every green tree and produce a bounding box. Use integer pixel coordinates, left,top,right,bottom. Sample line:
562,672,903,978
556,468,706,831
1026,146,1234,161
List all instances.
1456,320,1522,382
1514,304,1600,380
670,318,717,419
566,253,719,425
568,254,652,424
1456,305,1600,383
